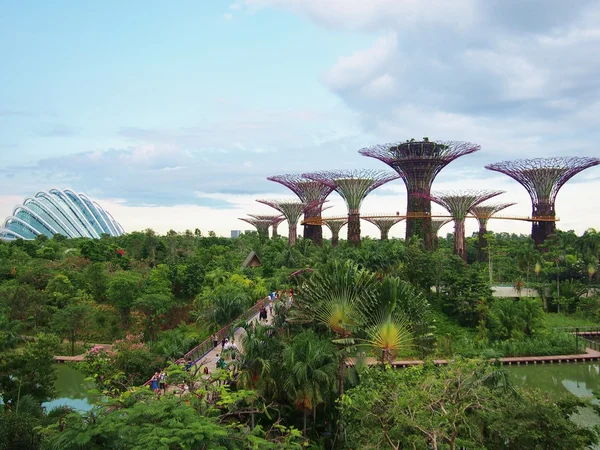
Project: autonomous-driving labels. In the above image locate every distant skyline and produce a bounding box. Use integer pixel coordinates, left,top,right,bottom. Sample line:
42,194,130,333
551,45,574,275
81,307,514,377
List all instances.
2,1,599,239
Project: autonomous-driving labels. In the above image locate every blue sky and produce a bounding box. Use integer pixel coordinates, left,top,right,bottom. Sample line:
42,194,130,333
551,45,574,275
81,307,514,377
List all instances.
1,1,600,237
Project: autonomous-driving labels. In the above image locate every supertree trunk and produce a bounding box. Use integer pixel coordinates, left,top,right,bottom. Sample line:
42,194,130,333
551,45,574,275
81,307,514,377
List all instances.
407,190,433,249
454,218,466,261
380,229,389,240
347,210,361,247
331,230,340,247
532,202,556,248
303,209,323,246
288,223,297,246
432,234,440,250
477,226,488,263
272,224,279,238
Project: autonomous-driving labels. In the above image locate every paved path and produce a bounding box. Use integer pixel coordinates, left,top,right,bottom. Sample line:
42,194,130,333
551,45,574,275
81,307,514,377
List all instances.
162,306,275,394
193,307,274,374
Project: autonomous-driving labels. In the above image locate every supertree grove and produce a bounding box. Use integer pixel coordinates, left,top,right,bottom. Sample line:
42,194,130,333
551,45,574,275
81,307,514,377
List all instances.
267,174,334,246
470,203,515,262
359,139,480,249
363,217,405,240
304,170,399,246
430,218,452,250
418,190,504,260
256,200,317,245
247,214,285,238
324,218,348,247
485,157,600,247
238,217,272,242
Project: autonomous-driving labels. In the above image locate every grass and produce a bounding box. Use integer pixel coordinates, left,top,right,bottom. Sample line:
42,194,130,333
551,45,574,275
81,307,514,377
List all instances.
544,313,600,329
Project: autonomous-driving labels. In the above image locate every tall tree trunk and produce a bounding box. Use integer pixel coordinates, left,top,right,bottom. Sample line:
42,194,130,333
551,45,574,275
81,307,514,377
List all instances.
331,230,339,247
477,225,488,263
380,229,389,240
406,190,433,250
454,219,466,261
347,211,361,247
288,223,297,246
532,202,556,249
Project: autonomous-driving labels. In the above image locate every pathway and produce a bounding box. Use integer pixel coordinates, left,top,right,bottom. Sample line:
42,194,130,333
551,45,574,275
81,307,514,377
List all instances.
348,346,600,368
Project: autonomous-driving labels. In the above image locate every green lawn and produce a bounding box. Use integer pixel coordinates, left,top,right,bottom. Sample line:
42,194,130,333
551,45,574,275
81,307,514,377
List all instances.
544,313,600,329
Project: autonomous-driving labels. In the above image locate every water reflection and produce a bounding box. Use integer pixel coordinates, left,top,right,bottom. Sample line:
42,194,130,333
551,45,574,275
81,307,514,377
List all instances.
42,364,98,412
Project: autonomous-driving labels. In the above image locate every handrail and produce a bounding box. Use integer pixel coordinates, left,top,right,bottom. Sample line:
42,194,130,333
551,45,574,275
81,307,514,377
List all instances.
142,295,271,386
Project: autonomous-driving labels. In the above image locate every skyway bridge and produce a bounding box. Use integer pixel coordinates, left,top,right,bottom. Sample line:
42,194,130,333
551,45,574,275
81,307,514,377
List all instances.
301,212,559,226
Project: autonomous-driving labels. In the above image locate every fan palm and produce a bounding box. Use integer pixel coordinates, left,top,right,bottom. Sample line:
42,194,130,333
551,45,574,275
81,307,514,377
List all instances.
362,310,412,366
296,260,378,395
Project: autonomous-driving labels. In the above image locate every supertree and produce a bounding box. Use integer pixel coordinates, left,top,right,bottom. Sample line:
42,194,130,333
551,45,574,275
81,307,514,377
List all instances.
324,218,348,247
430,218,452,250
485,157,600,247
248,214,285,238
470,203,516,262
359,139,480,249
418,190,504,261
267,174,335,246
238,217,272,242
256,200,317,245
363,217,405,240
304,170,399,247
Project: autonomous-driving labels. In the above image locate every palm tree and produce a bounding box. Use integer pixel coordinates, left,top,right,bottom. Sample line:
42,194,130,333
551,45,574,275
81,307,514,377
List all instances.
282,330,337,435
362,311,412,366
299,260,378,396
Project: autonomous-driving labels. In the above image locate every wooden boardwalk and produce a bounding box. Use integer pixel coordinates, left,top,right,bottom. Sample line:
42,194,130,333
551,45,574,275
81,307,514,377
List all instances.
349,347,600,368
55,343,114,364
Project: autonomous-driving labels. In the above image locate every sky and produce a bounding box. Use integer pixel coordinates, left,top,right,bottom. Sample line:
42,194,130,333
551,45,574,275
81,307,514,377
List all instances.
1,0,600,239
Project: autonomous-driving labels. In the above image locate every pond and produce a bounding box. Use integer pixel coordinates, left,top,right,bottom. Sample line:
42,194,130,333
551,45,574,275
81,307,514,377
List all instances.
42,364,97,412
508,362,600,432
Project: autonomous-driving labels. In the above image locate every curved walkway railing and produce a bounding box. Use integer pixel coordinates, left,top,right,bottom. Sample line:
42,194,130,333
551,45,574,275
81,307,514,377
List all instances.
143,295,271,387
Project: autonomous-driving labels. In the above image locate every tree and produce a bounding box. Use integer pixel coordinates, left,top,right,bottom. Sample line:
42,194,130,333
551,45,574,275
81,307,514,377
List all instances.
134,293,174,342
51,296,93,355
0,333,59,404
282,330,337,435
106,271,142,328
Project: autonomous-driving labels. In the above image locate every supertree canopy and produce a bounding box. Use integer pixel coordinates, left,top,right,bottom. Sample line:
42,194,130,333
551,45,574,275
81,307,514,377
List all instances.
430,218,452,250
304,169,399,247
419,190,503,261
247,214,285,238
238,217,272,242
485,157,600,247
363,217,405,240
359,139,480,249
267,174,334,246
256,199,317,245
470,203,515,262
324,218,348,247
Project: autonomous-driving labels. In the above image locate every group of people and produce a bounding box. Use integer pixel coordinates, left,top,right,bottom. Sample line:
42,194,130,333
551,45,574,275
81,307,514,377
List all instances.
150,370,167,394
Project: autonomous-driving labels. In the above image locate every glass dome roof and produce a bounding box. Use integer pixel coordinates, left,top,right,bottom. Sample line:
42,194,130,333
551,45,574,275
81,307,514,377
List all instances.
0,189,124,240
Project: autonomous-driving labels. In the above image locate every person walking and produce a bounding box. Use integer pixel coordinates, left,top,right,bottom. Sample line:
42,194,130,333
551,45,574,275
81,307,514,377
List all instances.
150,372,159,394
212,334,218,348
159,371,167,394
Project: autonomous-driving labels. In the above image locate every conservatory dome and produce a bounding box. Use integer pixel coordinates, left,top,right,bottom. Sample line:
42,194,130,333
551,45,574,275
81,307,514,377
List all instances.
0,189,124,240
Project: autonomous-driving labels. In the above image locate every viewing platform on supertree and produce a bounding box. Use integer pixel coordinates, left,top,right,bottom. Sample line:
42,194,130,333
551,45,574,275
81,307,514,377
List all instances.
267,174,334,246
359,139,480,250
238,217,272,242
247,214,285,238
363,217,405,240
256,199,320,246
416,190,504,261
324,218,348,247
470,203,516,262
485,157,600,248
303,169,399,247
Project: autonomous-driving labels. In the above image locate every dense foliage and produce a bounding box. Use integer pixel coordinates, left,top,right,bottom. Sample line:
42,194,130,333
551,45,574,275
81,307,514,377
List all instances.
1,227,600,448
